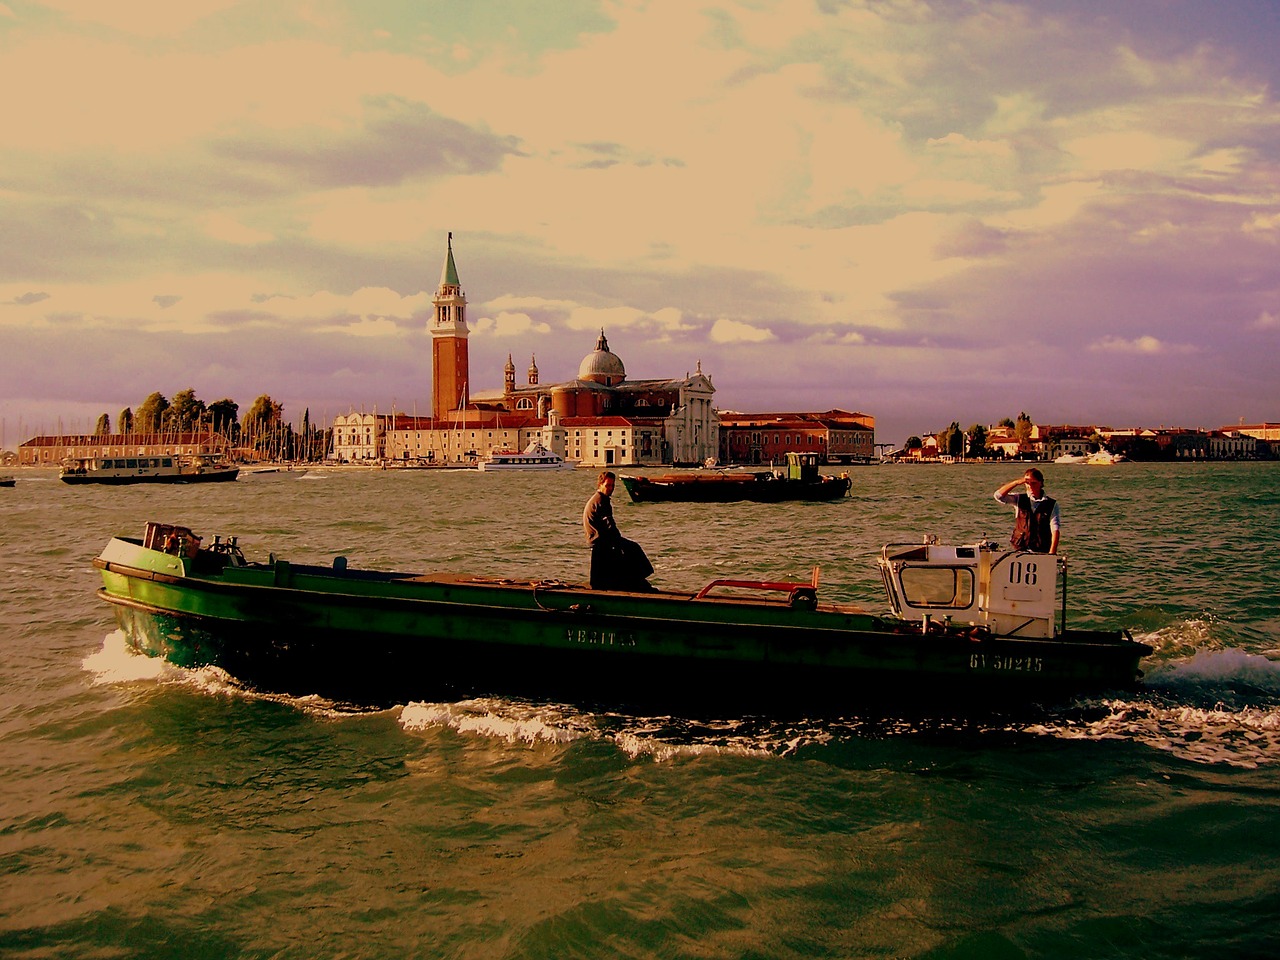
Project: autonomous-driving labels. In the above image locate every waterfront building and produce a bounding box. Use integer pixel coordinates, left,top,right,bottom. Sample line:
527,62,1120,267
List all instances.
1208,430,1258,459
382,407,675,468
717,410,875,465
17,432,230,467
360,235,720,467
1232,422,1280,443
331,412,385,462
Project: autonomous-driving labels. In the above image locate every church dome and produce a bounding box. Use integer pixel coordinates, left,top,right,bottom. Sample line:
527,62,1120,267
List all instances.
578,330,626,384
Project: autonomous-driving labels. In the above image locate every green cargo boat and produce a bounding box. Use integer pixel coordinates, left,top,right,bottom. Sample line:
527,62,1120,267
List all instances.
93,522,1152,710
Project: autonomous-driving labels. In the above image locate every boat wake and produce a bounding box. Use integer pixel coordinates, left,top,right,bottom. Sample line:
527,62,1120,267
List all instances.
83,631,385,717
394,647,1280,768
1021,646,1280,769
86,630,1280,768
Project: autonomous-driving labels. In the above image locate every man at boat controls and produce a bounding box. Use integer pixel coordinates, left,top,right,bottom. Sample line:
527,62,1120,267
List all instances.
994,468,1060,554
583,471,655,590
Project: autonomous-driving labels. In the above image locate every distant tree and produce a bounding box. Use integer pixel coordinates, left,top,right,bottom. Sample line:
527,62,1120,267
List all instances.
300,408,315,460
135,392,169,433
243,395,288,457
93,413,111,436
1015,412,1034,446
998,417,1015,429
967,423,988,458
208,398,240,440
117,407,133,434
938,422,964,457
166,388,207,432
905,436,922,449
243,394,282,432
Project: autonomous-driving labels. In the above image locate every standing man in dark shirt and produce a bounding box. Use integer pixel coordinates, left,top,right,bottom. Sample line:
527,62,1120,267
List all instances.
994,468,1060,554
583,471,653,590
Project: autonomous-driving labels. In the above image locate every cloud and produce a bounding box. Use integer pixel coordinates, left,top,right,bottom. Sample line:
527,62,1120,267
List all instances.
1244,212,1280,241
315,316,403,338
1254,311,1280,330
650,307,695,333
710,318,775,344
199,212,274,246
35,0,243,37
563,305,647,332
1088,335,1196,355
471,311,552,337
212,97,522,189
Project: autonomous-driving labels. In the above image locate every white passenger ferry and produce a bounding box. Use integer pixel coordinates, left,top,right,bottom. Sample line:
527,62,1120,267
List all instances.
476,441,576,472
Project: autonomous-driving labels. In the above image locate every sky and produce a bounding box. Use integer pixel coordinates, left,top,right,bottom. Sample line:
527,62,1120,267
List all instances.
3,0,1280,448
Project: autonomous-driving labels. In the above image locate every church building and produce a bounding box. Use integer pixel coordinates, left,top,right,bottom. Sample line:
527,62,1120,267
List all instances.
377,235,719,467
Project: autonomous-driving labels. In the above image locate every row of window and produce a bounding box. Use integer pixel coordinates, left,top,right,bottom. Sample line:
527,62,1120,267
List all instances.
92,457,176,469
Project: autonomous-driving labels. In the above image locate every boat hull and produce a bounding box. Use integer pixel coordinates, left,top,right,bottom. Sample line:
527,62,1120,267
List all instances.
94,536,1150,711
476,462,575,472
621,474,851,503
61,468,239,485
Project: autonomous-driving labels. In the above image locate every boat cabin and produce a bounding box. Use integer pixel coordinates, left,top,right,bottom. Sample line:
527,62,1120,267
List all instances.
62,455,178,477
878,539,1063,638
785,451,822,482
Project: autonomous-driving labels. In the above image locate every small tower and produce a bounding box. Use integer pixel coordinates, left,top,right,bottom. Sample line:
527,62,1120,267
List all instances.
430,233,469,420
528,355,539,386
504,354,516,396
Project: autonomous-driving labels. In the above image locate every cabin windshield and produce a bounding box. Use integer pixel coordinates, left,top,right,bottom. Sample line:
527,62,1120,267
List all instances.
897,565,975,609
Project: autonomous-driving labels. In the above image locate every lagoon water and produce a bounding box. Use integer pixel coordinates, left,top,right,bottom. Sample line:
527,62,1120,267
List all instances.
2,461,1279,959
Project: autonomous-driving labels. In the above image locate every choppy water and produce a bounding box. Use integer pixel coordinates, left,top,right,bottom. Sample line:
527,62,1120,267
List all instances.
2,462,1279,958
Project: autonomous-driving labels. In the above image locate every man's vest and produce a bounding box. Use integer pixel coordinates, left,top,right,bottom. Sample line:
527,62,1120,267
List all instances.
1010,494,1056,552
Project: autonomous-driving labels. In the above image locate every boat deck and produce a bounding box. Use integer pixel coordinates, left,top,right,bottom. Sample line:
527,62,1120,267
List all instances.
392,571,872,615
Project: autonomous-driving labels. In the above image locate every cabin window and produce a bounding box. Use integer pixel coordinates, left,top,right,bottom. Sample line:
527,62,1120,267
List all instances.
898,566,975,609
127,458,138,468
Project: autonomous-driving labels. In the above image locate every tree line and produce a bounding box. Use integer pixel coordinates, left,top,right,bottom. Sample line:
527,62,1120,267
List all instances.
91,389,326,461
906,413,1036,458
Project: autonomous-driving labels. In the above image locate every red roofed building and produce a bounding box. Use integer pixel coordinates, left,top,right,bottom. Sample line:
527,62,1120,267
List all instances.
18,431,230,467
717,410,875,465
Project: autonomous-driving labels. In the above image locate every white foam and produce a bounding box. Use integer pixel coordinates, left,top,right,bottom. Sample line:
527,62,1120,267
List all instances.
1146,647,1280,693
400,698,587,745
398,699,785,760
82,630,373,716
612,730,776,761
83,629,174,684
1025,697,1280,768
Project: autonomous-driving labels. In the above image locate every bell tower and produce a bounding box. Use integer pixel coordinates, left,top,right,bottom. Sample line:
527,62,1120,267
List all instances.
430,232,469,420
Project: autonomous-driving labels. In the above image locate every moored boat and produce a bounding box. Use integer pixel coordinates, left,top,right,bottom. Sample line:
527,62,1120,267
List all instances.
1053,453,1088,464
0,475,14,487
61,453,239,485
621,452,851,503
1087,449,1128,465
92,522,1152,710
243,465,309,479
476,440,575,471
